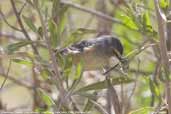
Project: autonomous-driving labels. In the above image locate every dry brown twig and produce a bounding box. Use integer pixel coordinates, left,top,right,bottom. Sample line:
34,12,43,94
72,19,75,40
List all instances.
61,0,122,24
0,10,21,32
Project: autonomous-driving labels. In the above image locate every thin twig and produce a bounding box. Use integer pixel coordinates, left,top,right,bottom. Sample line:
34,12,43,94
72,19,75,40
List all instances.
10,0,40,58
0,73,33,90
26,0,134,31
0,59,12,90
18,2,27,15
32,62,39,110
106,77,121,114
61,0,121,24
0,10,21,32
103,63,119,75
125,59,140,113
90,100,109,114
129,68,151,75
33,0,65,109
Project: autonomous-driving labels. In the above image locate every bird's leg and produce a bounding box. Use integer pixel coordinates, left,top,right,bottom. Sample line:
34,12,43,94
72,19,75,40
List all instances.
102,63,119,75
118,63,128,76
104,65,121,114
103,66,112,113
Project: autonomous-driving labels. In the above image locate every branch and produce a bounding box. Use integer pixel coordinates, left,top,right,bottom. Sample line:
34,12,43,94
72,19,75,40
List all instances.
0,9,21,32
0,60,12,90
61,0,122,24
10,0,40,58
18,2,27,15
154,0,171,113
33,0,65,108
0,73,33,89
154,0,169,70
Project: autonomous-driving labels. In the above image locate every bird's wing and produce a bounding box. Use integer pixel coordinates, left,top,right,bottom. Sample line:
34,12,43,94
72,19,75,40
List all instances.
60,40,96,55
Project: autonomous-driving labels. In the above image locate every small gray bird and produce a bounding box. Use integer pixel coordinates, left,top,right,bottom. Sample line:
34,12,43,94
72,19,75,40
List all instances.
58,35,124,71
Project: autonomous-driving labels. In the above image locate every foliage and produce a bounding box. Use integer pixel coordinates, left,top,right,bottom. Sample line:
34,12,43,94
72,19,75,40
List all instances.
0,0,170,114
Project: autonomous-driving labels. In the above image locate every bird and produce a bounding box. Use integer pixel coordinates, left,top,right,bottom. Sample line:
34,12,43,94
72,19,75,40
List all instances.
57,35,125,71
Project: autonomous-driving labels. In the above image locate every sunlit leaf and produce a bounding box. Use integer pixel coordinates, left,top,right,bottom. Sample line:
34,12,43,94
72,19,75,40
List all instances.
38,89,55,107
128,107,154,114
122,15,138,30
142,12,153,32
149,78,160,97
159,0,169,9
43,111,53,114
12,59,32,66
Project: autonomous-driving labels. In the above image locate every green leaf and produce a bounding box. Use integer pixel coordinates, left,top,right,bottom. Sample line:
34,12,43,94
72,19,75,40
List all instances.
74,62,83,79
52,0,68,35
40,69,51,80
7,40,33,53
12,59,32,66
38,89,55,107
159,0,169,9
75,77,133,92
63,56,73,77
129,107,154,114
22,15,37,32
142,12,153,33
123,16,137,29
58,12,67,35
48,19,58,48
149,78,160,97
43,111,53,114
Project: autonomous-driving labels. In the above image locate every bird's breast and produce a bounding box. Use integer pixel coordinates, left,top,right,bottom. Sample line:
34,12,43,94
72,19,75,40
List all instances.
71,49,110,70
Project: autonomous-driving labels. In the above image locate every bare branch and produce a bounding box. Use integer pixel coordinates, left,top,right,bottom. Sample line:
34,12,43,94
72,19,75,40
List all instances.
0,10,21,32
61,0,122,24
10,0,40,58
0,60,12,90
18,2,27,15
0,73,33,90
32,0,65,109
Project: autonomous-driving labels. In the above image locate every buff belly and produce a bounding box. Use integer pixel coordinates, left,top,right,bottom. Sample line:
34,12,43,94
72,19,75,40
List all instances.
71,50,110,70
